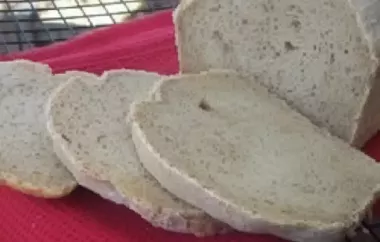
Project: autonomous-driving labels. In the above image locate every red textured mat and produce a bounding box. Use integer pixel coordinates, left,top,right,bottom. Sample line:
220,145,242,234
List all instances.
0,9,379,242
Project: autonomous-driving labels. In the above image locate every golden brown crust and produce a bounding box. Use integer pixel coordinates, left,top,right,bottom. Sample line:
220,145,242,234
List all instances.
0,173,77,198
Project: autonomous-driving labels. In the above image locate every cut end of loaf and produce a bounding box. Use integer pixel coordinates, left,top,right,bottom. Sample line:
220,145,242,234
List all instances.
174,0,380,146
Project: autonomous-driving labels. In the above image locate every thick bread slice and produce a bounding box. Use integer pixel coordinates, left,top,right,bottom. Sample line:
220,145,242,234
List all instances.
0,60,77,198
174,0,380,147
45,69,229,236
130,70,380,242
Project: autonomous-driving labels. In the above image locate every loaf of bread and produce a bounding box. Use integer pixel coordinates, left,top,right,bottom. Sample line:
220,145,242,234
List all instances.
174,0,380,147
130,69,380,242
45,69,229,236
0,60,77,198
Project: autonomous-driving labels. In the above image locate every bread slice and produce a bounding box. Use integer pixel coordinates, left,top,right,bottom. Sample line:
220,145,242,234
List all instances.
0,60,77,198
45,69,229,236
130,69,380,242
174,0,380,147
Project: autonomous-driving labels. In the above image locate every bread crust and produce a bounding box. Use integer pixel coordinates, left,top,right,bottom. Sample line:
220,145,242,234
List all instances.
1,173,76,198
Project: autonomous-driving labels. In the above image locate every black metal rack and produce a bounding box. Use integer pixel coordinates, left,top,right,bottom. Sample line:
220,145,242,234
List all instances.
0,0,178,54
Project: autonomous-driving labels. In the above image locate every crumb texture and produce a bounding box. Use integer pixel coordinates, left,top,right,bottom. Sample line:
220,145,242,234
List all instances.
132,70,380,242
47,69,227,235
175,0,380,146
0,60,76,198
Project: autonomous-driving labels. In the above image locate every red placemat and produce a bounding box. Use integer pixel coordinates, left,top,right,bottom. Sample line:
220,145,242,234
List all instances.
0,9,379,242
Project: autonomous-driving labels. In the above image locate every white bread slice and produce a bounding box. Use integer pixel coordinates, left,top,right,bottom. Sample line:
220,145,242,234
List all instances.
174,0,380,147
45,69,229,236
130,70,380,242
0,60,77,198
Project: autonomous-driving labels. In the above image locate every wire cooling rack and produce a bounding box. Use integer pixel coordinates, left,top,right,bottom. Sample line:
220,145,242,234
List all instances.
0,0,178,54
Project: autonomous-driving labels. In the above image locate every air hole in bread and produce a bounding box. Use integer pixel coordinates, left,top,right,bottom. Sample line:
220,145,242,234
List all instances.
199,99,212,111
284,41,297,51
61,134,71,144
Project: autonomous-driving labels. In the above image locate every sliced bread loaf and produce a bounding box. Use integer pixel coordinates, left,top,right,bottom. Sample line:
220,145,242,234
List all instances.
0,60,77,198
130,70,380,242
174,0,380,147
45,69,229,236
